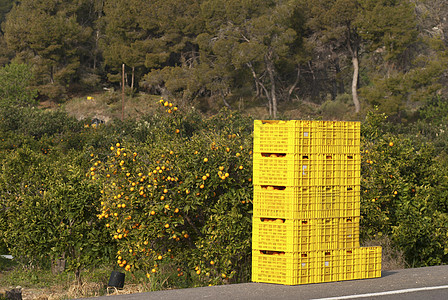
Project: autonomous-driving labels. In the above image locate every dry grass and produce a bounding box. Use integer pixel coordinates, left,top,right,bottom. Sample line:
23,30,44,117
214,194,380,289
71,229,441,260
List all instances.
19,282,151,299
362,235,407,271
62,92,161,122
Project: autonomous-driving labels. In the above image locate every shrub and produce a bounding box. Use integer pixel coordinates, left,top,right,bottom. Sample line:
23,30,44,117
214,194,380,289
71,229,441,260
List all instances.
89,99,254,286
0,148,115,282
360,110,448,266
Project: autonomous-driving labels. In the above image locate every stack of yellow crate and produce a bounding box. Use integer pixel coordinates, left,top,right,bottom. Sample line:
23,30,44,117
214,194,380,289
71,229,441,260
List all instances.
251,120,381,285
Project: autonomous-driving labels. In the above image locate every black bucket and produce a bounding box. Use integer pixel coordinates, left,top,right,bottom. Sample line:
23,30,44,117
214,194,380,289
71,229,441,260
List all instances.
108,271,125,289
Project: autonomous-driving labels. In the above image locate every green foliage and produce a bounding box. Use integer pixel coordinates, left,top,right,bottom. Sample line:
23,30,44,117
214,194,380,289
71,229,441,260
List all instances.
0,0,446,116
360,109,448,267
0,107,82,141
3,0,94,98
319,94,354,120
0,148,115,277
0,62,37,107
89,99,254,285
357,0,418,62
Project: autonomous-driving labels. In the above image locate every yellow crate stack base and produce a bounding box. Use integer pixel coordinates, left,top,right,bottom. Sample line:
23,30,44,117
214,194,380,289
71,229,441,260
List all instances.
252,247,382,285
252,250,318,285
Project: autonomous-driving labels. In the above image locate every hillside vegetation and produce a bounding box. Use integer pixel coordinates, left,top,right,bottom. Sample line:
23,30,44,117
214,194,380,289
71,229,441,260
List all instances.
1,0,448,119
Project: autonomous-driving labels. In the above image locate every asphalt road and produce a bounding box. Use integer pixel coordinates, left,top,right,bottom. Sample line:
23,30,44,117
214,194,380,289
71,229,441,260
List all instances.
81,265,448,300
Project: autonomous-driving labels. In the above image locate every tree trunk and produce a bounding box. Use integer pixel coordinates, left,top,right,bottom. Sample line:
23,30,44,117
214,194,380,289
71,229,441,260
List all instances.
267,64,277,119
287,65,301,101
351,55,360,113
308,61,318,99
246,62,272,116
131,66,135,90
51,252,66,275
335,60,345,94
75,267,82,285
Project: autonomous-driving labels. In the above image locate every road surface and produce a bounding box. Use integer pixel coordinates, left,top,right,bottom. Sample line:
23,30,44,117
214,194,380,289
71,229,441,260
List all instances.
81,265,448,300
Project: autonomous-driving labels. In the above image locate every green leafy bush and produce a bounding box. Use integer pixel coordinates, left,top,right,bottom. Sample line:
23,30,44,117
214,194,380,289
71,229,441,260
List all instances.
360,110,448,266
89,100,254,286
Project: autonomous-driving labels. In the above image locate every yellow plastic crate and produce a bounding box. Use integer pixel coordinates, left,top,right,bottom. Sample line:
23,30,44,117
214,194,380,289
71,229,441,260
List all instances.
251,250,317,285
338,154,361,186
320,122,361,154
252,185,360,219
319,186,343,218
253,186,319,219
357,246,382,279
253,120,361,154
339,248,359,281
338,217,360,249
321,154,361,186
318,218,360,250
328,186,360,218
253,120,322,154
252,247,381,285
253,153,361,187
252,218,318,252
339,186,361,218
315,250,344,283
253,153,323,186
296,252,318,285
317,218,340,250
253,186,344,219
252,217,360,252
315,246,381,283
338,247,382,281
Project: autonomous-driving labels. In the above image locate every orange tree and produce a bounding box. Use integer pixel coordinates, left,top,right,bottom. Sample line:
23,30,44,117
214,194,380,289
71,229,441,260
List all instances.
90,100,254,286
0,147,114,281
360,110,448,266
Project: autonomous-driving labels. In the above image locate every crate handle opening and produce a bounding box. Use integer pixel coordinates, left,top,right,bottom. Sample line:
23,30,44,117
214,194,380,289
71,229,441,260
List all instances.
261,153,286,157
302,155,309,159
260,120,284,125
260,218,285,224
326,155,333,160
302,220,308,225
347,155,354,159
347,187,353,191
260,250,285,255
261,185,286,190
